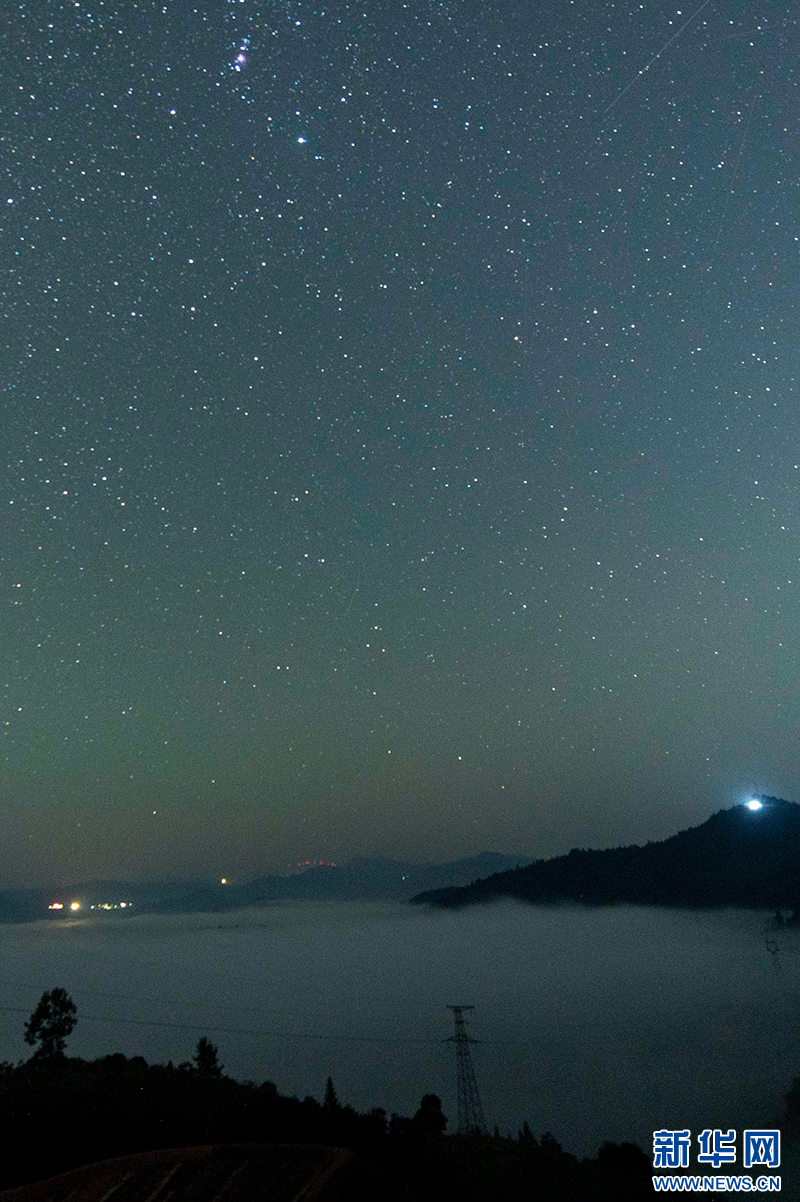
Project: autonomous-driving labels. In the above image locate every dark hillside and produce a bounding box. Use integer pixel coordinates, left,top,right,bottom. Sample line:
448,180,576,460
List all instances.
411,797,800,910
0,1054,653,1201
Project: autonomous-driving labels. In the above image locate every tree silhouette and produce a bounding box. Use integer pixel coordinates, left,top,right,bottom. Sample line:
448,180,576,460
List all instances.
24,988,77,1061
323,1076,341,1112
193,1036,223,1077
411,1094,447,1138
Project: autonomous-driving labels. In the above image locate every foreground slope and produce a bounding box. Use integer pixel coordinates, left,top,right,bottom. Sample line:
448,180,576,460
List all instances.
411,797,800,910
0,1054,653,1201
0,1145,400,1202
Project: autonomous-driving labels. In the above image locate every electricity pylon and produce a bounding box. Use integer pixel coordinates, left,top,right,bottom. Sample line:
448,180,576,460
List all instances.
445,1005,487,1137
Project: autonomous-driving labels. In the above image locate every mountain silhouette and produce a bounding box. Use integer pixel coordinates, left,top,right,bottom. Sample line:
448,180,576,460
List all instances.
410,797,800,911
0,853,530,925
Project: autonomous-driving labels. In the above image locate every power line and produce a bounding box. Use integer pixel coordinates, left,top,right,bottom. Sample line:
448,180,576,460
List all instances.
0,1004,440,1046
0,989,559,1051
0,999,555,1050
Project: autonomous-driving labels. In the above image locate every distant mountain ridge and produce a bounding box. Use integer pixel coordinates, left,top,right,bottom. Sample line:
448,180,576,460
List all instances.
142,851,531,915
410,797,800,911
0,852,530,925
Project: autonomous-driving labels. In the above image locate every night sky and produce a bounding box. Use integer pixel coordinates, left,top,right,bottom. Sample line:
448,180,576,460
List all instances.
3,0,798,887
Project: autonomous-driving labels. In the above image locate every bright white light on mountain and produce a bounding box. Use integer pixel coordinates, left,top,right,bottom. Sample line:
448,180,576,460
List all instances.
746,799,763,811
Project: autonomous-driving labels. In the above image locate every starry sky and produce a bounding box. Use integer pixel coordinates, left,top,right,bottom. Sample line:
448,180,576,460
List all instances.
2,0,798,887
